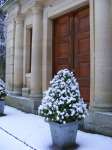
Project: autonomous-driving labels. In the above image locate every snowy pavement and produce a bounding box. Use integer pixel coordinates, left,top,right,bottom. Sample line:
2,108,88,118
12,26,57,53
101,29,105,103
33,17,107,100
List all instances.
0,106,112,150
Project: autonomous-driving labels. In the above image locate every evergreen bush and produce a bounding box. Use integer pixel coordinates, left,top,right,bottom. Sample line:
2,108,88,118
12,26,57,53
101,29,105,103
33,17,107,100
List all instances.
38,69,87,124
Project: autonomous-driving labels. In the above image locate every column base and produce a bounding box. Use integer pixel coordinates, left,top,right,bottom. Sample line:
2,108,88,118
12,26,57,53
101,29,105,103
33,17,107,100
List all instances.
22,88,30,97
11,90,22,96
30,93,42,100
81,107,112,136
91,106,112,112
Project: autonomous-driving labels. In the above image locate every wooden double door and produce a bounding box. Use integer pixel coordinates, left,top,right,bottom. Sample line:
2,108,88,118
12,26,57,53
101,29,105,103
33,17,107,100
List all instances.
53,6,90,103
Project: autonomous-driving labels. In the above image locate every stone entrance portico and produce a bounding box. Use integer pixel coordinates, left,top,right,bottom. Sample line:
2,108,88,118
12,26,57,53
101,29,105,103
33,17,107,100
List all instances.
1,0,112,136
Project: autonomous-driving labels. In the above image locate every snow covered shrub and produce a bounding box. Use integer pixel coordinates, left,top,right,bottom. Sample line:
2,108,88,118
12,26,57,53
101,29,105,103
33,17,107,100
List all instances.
0,79,7,99
38,69,87,124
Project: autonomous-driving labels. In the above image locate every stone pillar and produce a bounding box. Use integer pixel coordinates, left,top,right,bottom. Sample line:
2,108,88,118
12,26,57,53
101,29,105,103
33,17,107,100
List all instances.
93,0,112,111
5,18,15,91
30,4,43,99
13,15,24,95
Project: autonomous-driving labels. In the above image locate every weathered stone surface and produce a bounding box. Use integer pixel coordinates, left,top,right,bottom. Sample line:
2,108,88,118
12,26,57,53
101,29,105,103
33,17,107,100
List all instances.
5,95,41,114
83,111,112,137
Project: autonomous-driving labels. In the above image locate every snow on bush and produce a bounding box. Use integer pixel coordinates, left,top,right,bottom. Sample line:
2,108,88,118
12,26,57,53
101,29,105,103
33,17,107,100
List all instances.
0,79,7,99
38,69,87,124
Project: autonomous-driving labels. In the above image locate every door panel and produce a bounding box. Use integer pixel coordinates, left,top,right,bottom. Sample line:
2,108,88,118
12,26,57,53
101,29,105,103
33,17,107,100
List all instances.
53,15,73,74
53,6,90,103
74,7,90,103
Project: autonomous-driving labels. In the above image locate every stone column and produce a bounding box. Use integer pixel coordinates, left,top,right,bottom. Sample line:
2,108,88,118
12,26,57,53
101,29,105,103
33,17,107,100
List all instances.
13,15,24,95
5,17,15,92
30,4,43,99
93,0,112,111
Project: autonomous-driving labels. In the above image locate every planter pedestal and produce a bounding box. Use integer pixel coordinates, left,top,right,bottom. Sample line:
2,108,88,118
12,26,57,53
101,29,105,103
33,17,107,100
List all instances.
0,100,5,114
49,121,78,148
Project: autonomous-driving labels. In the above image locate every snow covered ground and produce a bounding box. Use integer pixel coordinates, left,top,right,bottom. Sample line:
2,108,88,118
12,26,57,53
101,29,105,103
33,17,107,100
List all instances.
0,106,112,150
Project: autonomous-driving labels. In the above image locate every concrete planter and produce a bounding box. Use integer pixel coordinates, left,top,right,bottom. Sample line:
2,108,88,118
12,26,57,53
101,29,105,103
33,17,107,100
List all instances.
49,121,78,147
0,99,5,114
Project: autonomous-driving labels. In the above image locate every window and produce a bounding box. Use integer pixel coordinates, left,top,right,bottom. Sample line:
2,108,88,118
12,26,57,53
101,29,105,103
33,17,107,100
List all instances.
25,27,32,73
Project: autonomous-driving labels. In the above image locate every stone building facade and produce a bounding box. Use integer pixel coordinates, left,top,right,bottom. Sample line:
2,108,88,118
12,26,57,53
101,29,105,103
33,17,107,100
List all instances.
1,0,112,136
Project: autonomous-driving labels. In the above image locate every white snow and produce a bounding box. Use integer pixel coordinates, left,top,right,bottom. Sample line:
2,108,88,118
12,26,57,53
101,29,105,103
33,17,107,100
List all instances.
0,106,112,150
